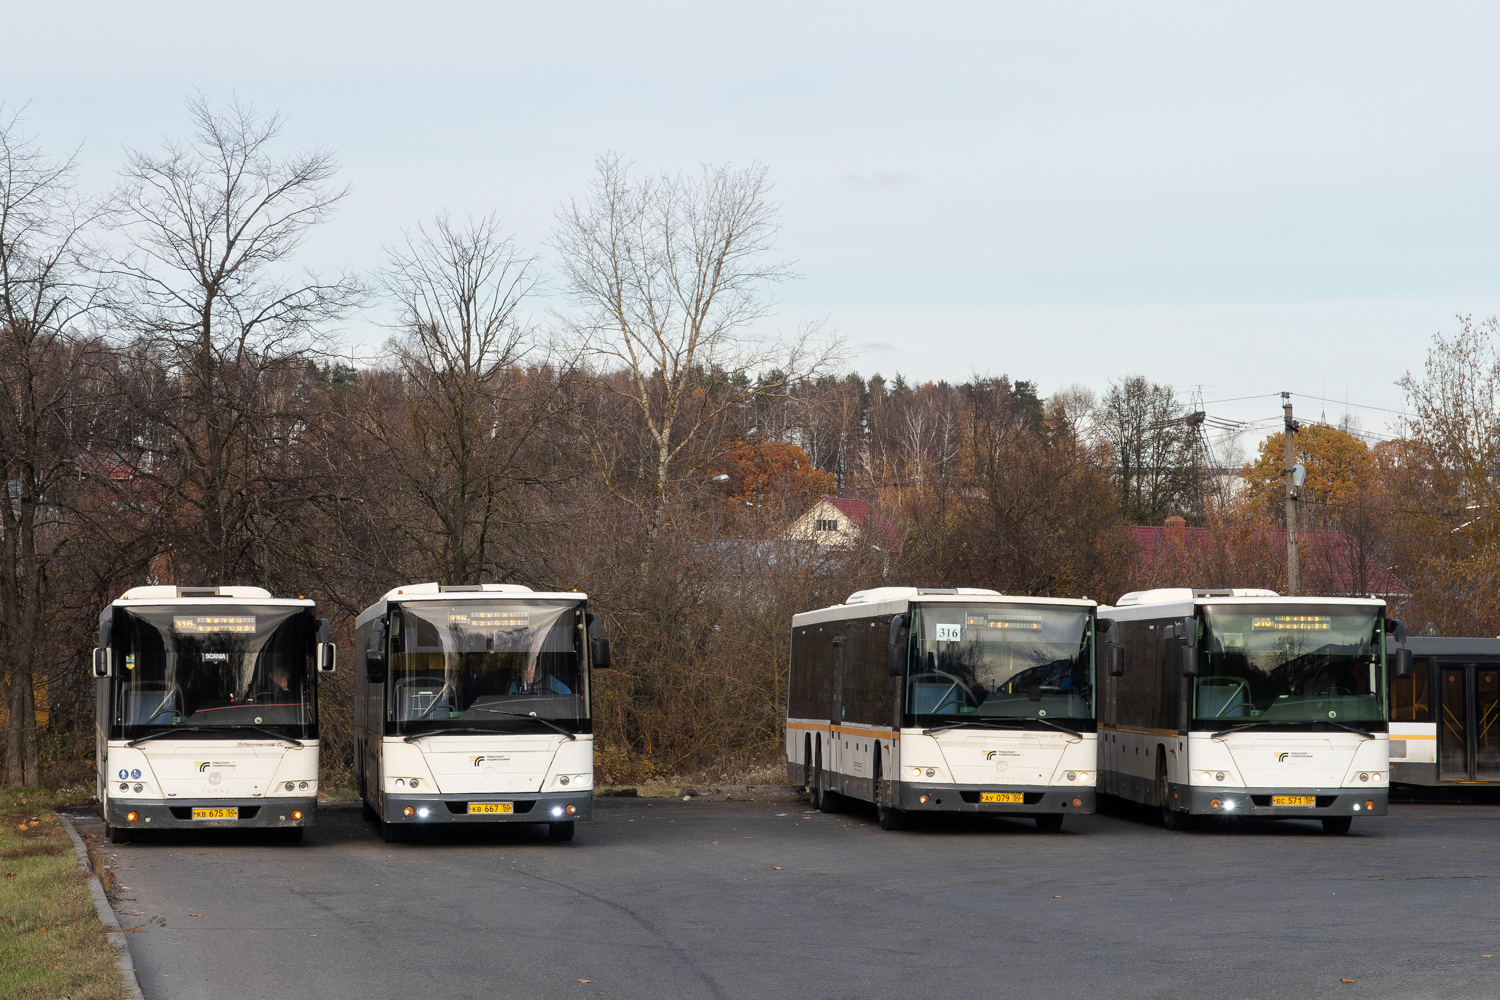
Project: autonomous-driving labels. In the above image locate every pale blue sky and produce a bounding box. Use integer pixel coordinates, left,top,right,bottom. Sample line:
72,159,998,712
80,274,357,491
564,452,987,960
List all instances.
7,2,1500,446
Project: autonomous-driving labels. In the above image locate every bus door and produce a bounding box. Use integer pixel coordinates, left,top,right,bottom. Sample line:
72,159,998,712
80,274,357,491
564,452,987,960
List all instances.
829,634,846,780
1438,661,1500,781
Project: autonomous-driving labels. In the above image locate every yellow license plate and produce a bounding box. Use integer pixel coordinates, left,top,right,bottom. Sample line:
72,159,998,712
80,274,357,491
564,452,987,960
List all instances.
191,807,238,820
1272,795,1316,807
468,802,514,814
980,792,1024,803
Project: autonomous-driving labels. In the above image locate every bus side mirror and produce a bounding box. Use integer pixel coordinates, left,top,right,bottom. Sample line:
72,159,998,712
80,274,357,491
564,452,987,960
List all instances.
1181,641,1199,677
591,636,612,670
887,615,907,677
366,621,387,683
1107,645,1125,677
1394,647,1413,679
92,647,111,678
318,643,338,673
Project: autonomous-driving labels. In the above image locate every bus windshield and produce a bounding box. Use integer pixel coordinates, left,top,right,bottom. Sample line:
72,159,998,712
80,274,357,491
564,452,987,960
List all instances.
109,605,317,739
905,604,1094,727
386,600,588,736
1196,605,1385,726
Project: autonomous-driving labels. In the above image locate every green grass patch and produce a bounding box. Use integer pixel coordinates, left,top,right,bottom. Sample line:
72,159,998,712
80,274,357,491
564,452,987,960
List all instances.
0,787,125,1000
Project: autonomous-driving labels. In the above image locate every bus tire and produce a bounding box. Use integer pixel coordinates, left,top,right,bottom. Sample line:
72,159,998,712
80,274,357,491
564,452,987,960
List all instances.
279,828,305,844
809,738,825,810
1156,757,1190,830
877,804,906,831
105,824,133,845
1321,816,1352,835
380,820,408,843
362,800,378,822
548,821,575,842
1034,814,1064,832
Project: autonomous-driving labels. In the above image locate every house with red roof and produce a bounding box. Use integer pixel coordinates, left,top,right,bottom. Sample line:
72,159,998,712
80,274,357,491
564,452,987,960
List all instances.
788,496,904,552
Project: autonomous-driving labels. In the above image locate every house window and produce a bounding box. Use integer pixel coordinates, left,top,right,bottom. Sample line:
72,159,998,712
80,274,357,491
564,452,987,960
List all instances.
814,518,839,532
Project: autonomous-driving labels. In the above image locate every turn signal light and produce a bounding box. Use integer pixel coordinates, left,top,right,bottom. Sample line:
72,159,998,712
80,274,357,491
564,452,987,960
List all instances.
1365,800,1375,811
126,811,139,823
1072,798,1082,808
403,806,415,817
1209,798,1222,810
919,794,931,805
290,809,303,821
565,804,577,816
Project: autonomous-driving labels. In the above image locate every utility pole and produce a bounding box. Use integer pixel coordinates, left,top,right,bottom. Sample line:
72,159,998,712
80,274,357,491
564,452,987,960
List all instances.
1282,392,1299,595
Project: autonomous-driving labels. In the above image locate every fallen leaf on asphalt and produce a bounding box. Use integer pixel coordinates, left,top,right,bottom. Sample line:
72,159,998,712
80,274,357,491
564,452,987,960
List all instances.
773,867,783,870
1054,896,1062,898
578,979,591,983
1484,955,1493,958
359,920,374,923
1340,979,1355,984
189,913,203,917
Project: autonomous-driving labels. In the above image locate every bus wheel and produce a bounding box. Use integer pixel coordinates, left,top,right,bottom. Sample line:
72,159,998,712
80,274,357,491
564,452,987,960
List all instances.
877,804,906,831
1321,816,1352,835
105,825,133,845
1034,814,1064,832
279,828,305,845
548,821,575,842
362,800,378,822
1157,758,1190,830
380,820,408,844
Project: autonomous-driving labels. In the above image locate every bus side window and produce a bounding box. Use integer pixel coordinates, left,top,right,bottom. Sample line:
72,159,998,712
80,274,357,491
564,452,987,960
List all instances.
1390,656,1430,721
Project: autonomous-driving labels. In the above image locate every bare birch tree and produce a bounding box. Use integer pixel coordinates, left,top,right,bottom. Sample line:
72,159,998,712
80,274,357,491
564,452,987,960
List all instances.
553,154,843,576
0,107,106,784
105,95,361,585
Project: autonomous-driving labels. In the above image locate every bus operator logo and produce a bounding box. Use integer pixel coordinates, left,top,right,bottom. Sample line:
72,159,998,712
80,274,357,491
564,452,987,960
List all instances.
1276,753,1289,762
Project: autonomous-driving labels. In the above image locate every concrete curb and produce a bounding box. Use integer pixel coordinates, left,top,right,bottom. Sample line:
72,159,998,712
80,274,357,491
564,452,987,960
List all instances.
60,814,143,1000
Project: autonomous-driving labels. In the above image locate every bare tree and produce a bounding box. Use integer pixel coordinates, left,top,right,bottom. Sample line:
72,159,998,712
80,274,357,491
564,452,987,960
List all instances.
371,212,563,584
0,107,106,784
553,154,843,576
1097,375,1196,525
105,95,361,585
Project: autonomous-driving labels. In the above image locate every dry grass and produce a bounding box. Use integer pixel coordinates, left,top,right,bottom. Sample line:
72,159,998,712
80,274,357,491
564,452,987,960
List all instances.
0,787,125,1000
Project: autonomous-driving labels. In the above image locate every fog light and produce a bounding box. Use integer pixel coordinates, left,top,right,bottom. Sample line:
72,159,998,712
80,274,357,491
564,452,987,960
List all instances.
403,806,415,817
1353,803,1362,811
417,807,430,818
925,768,935,778
1066,771,1077,781
565,804,577,816
1215,772,1225,782
395,778,405,788
1210,798,1221,809
560,775,571,786
1072,797,1082,807
919,794,931,805
126,811,139,823
910,767,921,777
291,809,303,821
1223,799,1236,811
409,779,419,789
1365,799,1375,810
285,781,295,791
552,806,564,817
299,781,308,790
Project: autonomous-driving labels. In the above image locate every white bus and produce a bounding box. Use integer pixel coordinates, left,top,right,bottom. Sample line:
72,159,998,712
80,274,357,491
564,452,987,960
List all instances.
93,586,337,844
787,587,1100,832
1388,636,1500,788
1099,588,1404,834
353,583,608,843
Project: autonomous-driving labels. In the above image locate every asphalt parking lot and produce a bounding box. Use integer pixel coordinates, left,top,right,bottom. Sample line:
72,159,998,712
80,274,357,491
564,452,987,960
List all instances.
74,796,1500,1000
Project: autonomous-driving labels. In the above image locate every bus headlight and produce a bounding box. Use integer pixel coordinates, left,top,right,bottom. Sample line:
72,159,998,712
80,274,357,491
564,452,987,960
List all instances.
119,782,128,791
299,781,308,790
133,783,143,793
1359,772,1370,782
285,782,295,791
409,779,419,789
1215,772,1225,782
910,768,921,777
925,768,936,778
395,778,405,788
1066,772,1077,781
559,775,570,786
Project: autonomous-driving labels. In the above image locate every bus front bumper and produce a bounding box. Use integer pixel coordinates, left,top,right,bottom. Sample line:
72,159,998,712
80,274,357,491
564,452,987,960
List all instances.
1178,785,1388,818
105,798,316,829
382,790,593,824
895,782,1094,815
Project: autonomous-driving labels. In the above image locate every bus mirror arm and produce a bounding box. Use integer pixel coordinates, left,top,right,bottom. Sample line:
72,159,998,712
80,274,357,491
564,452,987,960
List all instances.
592,636,612,670
1394,647,1413,679
1386,618,1407,644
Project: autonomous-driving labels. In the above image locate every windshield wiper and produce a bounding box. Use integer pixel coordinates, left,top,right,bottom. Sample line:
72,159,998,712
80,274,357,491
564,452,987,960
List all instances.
125,724,304,748
403,718,577,742
1211,720,1374,740
470,709,579,740
922,718,1082,741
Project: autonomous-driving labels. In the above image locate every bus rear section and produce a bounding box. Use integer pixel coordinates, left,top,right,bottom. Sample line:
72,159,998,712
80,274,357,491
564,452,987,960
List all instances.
1387,636,1500,788
1099,588,1394,834
787,587,1099,831
93,586,337,844
353,583,609,843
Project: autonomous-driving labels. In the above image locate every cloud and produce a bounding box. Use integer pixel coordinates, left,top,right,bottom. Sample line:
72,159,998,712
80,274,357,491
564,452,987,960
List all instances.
836,171,915,186
856,341,895,352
